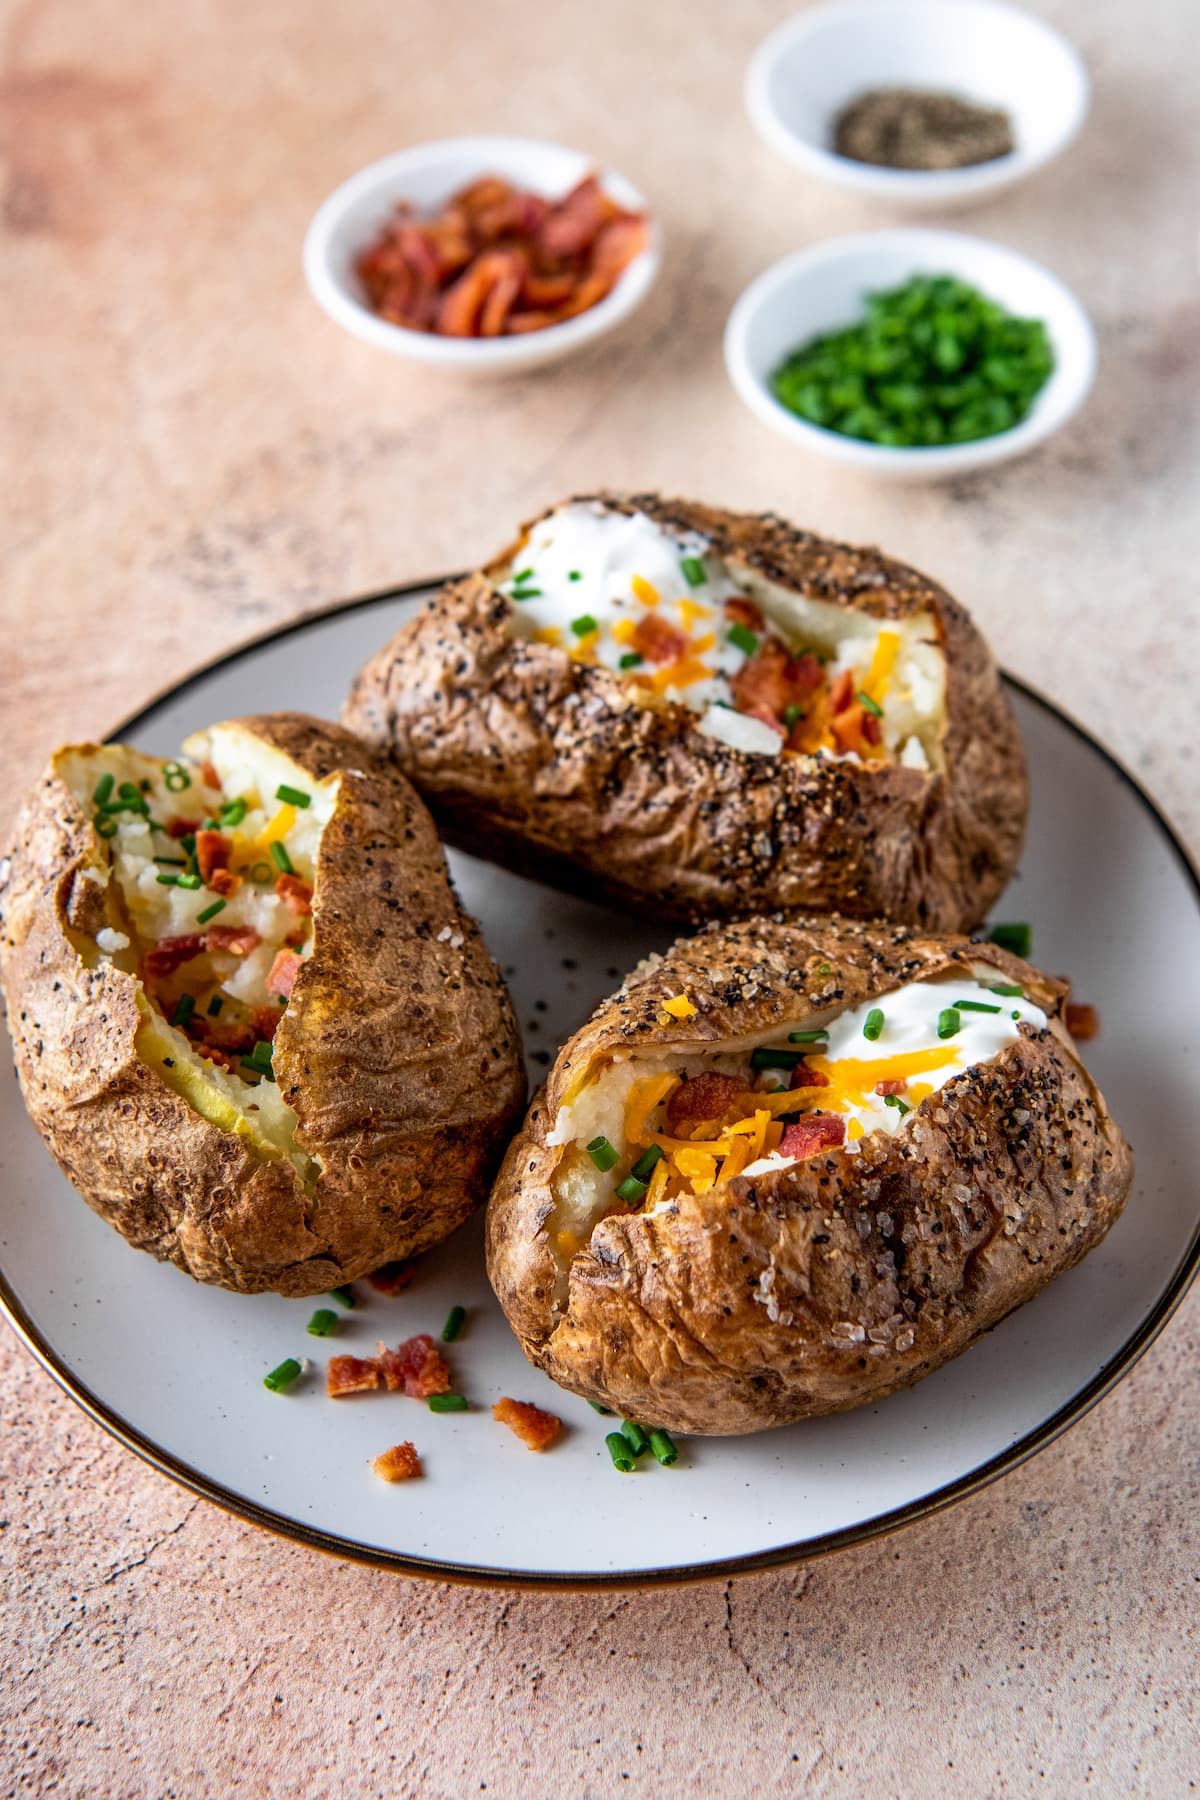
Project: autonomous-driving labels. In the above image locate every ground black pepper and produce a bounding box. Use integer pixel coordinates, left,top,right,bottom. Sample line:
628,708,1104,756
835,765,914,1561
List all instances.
833,87,1014,171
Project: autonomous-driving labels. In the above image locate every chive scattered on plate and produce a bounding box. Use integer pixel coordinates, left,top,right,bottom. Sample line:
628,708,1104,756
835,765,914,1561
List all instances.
327,1285,355,1309
306,1308,339,1337
441,1304,467,1343
648,1428,678,1467
620,1420,650,1458
263,1358,302,1393
429,1393,468,1413
605,1432,636,1472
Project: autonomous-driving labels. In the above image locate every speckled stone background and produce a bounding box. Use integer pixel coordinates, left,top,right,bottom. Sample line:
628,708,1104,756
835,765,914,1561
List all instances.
2,0,1197,1793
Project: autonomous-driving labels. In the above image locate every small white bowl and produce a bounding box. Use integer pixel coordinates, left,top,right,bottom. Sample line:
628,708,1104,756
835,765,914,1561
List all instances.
745,0,1089,209
302,135,661,373
724,228,1097,479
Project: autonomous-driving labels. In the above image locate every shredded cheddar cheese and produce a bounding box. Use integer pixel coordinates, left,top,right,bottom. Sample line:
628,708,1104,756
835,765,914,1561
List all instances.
662,994,697,1019
631,574,659,607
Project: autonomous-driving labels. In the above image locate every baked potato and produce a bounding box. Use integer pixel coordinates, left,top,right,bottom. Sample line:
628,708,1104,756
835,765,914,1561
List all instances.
344,493,1027,931
486,916,1132,1434
0,713,525,1296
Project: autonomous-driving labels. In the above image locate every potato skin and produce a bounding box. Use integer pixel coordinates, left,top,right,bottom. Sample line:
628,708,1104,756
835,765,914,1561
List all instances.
0,714,526,1296
344,493,1027,931
486,917,1133,1435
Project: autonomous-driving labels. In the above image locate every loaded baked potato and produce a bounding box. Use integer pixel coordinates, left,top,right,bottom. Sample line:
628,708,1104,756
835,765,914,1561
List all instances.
345,493,1027,931
0,714,525,1296
487,916,1132,1434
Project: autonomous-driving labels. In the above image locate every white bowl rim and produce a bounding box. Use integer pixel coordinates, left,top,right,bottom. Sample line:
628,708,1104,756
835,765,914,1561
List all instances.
723,227,1098,475
745,0,1090,199
302,134,661,367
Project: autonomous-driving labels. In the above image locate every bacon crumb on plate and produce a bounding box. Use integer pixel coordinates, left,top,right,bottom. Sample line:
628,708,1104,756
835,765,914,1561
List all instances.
367,1260,416,1296
493,1396,562,1451
377,1334,451,1398
327,1355,384,1398
371,1442,422,1483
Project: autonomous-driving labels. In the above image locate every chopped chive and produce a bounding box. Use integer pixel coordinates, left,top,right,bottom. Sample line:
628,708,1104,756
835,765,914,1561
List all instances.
441,1304,466,1343
154,855,187,867
727,623,758,657
219,798,247,827
863,1008,885,1041
177,873,202,890
117,782,141,801
750,1045,806,1070
241,1052,274,1080
248,861,273,883
857,691,884,718
648,1428,678,1466
817,962,832,976
169,994,195,1028
509,585,542,600
937,1007,961,1040
680,556,706,587
306,1308,339,1337
429,1393,468,1413
207,995,224,1017
1012,1010,1021,1020
156,872,180,887
615,1174,648,1206
788,1029,828,1044
620,1420,650,1458
327,1285,355,1309
93,814,119,838
953,999,1002,1013
988,922,1031,958
180,833,196,853
619,651,644,670
630,1144,664,1183
568,569,582,582
196,898,226,925
270,841,294,875
263,1358,301,1393
605,1432,636,1473
512,568,533,583
783,703,804,729
571,613,598,638
988,982,1025,998
163,762,191,793
883,1094,911,1116
275,784,311,809
587,1135,620,1172
588,1400,615,1415
201,818,220,831
92,772,115,806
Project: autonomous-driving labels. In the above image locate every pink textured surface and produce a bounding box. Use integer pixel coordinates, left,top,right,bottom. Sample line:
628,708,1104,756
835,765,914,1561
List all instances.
1,0,1197,1791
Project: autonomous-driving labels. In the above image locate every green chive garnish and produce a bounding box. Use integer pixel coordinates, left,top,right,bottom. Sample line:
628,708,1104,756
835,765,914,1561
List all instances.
620,1420,650,1458
988,922,1031,958
937,1008,961,1039
750,1045,806,1070
93,814,119,838
883,1094,911,1116
788,1029,828,1044
275,784,311,809
306,1308,339,1337
429,1392,469,1413
207,995,224,1016
156,872,180,886
170,994,195,1028
727,623,758,657
163,762,191,793
588,1400,615,1415
619,652,644,670
512,568,533,583
177,873,202,891
154,855,187,868
571,613,598,638
92,772,115,806
509,587,542,600
783,703,804,729
648,1428,678,1466
605,1432,636,1472
953,999,1002,1013
857,691,883,718
630,1144,664,1183
219,798,247,827
248,861,273,884
567,570,582,582
263,1358,302,1393
586,1135,620,1172
327,1285,355,1308
441,1304,466,1343
816,962,832,976
615,1174,648,1206
680,556,706,587
270,841,294,875
196,899,226,925
863,1008,885,1041
988,982,1025,998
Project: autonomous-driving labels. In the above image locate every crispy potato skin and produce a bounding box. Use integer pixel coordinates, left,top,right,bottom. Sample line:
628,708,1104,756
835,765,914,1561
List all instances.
486,917,1133,1435
0,714,526,1296
344,493,1027,931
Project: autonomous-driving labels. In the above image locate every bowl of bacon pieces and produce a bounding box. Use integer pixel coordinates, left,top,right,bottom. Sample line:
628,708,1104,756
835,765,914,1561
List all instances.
303,134,660,372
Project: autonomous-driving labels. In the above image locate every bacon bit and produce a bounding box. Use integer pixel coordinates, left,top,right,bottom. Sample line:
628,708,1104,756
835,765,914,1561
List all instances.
493,1397,562,1452
830,670,855,714
372,1442,423,1483
252,1005,284,1044
862,711,882,747
188,1018,255,1056
376,1334,451,1399
327,1355,384,1398
732,638,828,729
265,947,302,1000
724,596,765,631
165,816,200,840
831,703,868,756
275,873,313,916
779,1115,847,1160
142,934,206,979
876,1079,908,1096
792,1065,831,1088
665,1071,748,1133
631,612,689,666
208,867,241,898
195,830,232,885
199,760,220,791
205,923,262,956
367,1261,416,1297
791,652,826,694
1064,1002,1100,1041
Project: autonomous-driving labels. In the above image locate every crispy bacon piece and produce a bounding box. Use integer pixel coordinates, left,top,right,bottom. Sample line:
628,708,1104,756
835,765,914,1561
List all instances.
732,637,827,729
189,1018,255,1056
327,1355,384,1398
142,934,205,979
493,1397,562,1452
199,761,220,791
265,947,302,1000
791,1064,831,1088
367,1261,416,1297
876,1079,908,1096
371,1442,422,1483
590,214,648,280
779,1115,847,1160
631,612,688,666
205,923,262,956
274,874,313,917
665,1071,747,1135
437,249,524,337
1064,1002,1100,1041
830,670,855,713
375,1334,451,1399
537,175,613,259
831,702,868,756
195,830,232,884
252,1005,284,1044
165,816,199,840
862,711,882,747
208,867,240,898
724,596,765,631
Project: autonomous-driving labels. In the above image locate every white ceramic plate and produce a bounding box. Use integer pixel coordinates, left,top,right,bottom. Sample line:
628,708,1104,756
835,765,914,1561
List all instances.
2,585,1197,1588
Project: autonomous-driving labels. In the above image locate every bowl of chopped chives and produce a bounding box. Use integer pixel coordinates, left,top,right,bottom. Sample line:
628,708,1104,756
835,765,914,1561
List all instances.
723,229,1097,478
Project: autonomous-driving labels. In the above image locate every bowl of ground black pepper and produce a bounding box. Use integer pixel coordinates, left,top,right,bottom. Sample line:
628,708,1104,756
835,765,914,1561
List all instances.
745,0,1089,209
